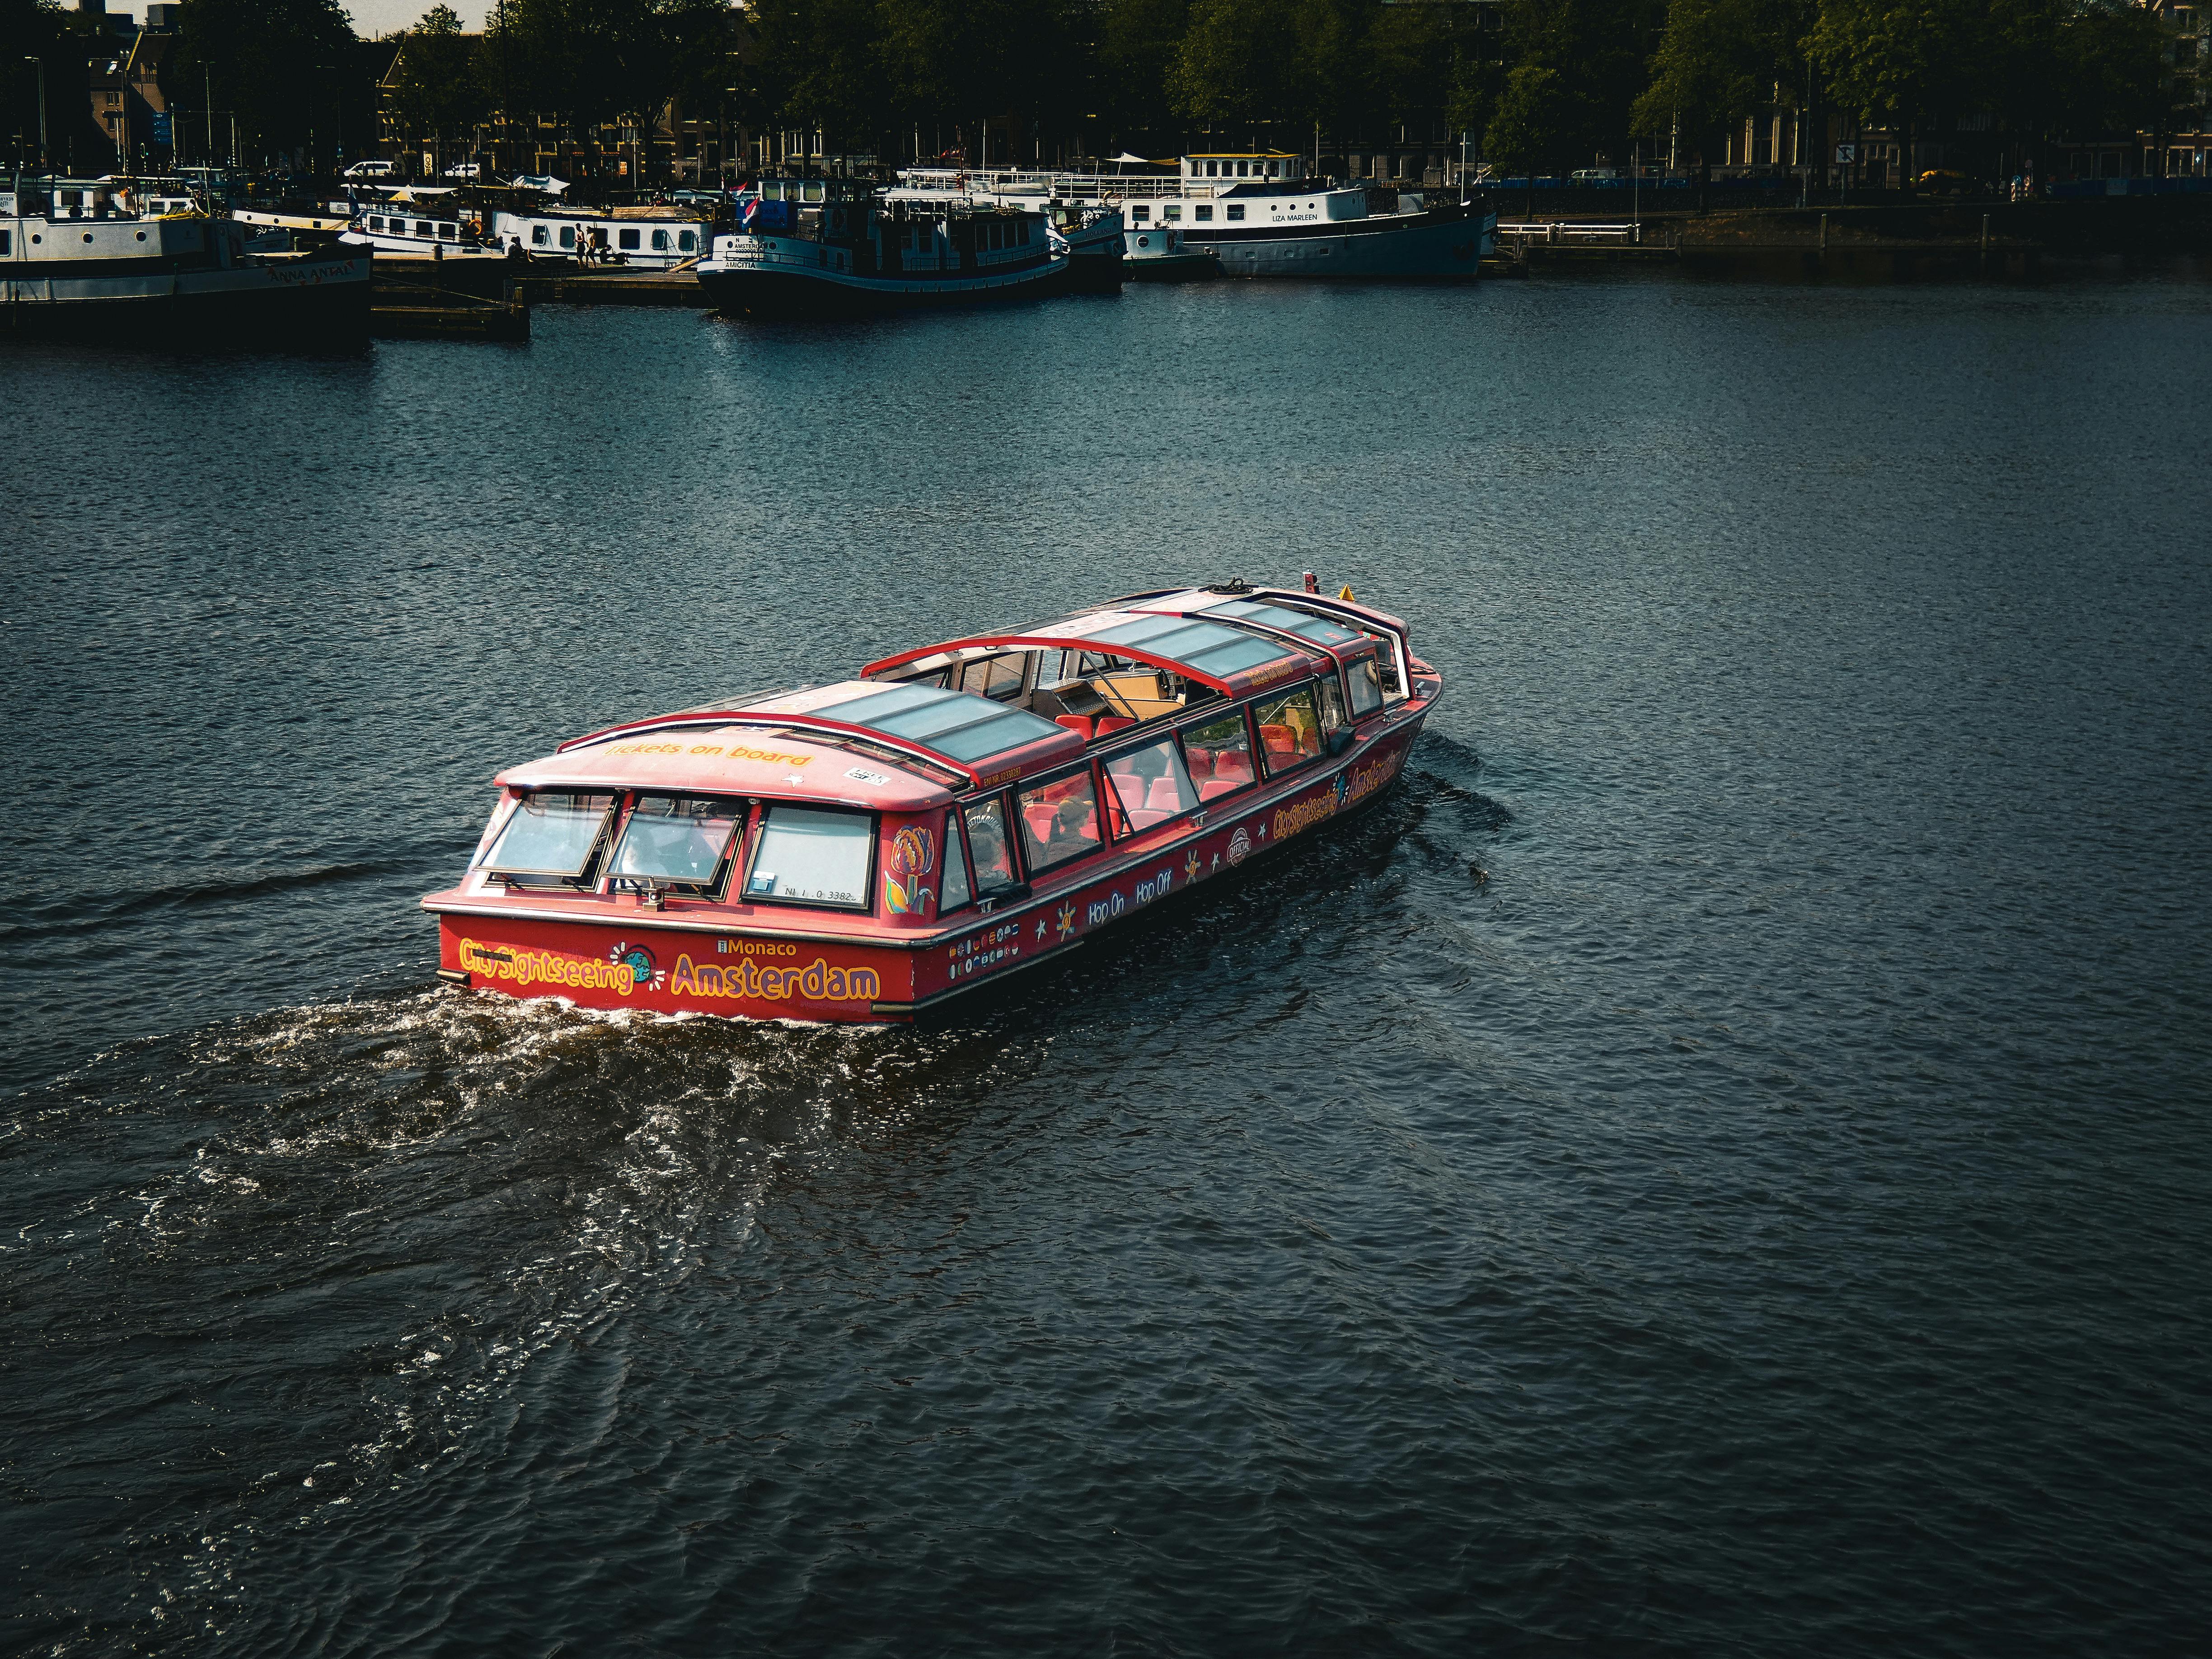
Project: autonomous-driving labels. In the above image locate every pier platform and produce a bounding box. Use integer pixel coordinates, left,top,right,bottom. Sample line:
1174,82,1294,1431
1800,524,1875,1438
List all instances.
511,271,712,308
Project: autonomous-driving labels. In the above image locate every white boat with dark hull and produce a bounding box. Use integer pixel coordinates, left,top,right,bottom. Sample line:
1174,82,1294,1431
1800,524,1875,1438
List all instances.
7,179,370,339
489,207,709,269
698,176,1069,319
917,152,1495,280
1116,154,1493,278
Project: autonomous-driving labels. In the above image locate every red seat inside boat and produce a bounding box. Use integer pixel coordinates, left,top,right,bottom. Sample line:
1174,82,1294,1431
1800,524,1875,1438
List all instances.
1260,723,1296,757
1199,777,1241,801
1094,715,1134,738
1185,749,1214,777
1055,714,1094,741
1145,777,1182,812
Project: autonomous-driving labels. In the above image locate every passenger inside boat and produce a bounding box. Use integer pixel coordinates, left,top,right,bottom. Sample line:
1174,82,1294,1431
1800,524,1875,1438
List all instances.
1018,774,1102,871
962,799,1018,893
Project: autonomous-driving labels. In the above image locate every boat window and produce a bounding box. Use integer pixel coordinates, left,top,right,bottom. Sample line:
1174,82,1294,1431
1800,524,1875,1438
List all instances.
1254,687,1324,775
679,229,696,252
610,793,745,892
1131,205,1149,222
652,229,670,251
1101,736,1198,838
744,805,872,909
483,791,616,882
439,222,456,239
416,220,432,235
963,797,1019,897
959,655,1026,702
1346,653,1384,717
532,224,548,245
1227,204,1245,221
1180,710,1256,801
1164,205,1182,222
1195,205,1213,222
1316,673,1347,737
559,225,575,248
619,228,641,250
1017,772,1103,874
939,810,972,912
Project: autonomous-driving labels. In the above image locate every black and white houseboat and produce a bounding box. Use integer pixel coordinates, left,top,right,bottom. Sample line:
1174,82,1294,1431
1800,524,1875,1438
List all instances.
6,178,370,339
894,169,1125,291
696,176,1069,318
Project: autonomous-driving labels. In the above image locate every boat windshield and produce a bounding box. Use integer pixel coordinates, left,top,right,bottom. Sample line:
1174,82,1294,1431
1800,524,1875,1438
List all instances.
483,791,616,879
745,805,872,908
610,794,745,887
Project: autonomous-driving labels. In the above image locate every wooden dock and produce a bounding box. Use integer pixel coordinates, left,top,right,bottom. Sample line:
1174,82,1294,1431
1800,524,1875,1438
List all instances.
511,270,713,308
370,279,530,342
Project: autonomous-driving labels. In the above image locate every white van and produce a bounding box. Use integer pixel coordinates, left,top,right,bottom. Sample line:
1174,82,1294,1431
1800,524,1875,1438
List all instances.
343,160,395,180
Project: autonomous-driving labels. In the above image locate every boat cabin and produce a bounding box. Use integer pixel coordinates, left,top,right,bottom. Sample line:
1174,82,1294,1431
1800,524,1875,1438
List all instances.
1180,151,1303,184
449,587,1416,939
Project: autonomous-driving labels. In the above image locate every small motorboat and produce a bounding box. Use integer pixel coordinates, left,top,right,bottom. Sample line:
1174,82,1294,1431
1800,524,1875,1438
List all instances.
422,581,1441,1023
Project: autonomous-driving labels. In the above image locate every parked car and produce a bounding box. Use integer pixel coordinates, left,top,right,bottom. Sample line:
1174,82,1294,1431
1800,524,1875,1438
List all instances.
442,163,482,181
343,160,394,180
1916,169,1970,193
1571,169,1622,184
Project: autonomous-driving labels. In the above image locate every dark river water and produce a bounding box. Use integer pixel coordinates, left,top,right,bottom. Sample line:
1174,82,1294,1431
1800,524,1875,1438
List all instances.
5,271,2210,1655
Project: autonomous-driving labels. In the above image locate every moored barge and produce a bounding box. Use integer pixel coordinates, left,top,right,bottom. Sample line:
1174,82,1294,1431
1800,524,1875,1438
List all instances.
422,582,1440,1023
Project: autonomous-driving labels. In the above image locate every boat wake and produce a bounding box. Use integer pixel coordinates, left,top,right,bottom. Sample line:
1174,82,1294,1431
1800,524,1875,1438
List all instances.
4,986,1040,1649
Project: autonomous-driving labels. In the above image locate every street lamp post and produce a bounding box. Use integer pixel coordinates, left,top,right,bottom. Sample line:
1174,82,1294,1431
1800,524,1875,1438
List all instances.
23,57,46,174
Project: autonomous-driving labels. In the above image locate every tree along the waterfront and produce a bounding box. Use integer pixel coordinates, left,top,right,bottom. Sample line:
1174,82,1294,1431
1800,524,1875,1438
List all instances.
1810,0,2167,182
387,4,487,173
171,0,363,170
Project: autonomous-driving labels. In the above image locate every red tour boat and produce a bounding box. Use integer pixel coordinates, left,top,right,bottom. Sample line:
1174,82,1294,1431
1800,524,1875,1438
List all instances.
422,582,1442,1023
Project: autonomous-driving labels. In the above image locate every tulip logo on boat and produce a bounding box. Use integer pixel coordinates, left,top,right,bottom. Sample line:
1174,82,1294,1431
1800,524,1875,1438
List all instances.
884,825,935,915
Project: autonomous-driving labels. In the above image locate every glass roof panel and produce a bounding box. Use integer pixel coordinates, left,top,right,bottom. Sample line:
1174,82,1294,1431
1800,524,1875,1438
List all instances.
1213,600,1362,646
872,697,1007,740
930,708,1065,761
1126,620,1248,663
1181,634,1291,675
1090,614,1204,649
814,682,952,725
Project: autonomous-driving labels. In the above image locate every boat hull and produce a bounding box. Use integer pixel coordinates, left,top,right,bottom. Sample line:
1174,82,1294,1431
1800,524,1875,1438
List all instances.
697,246,1071,319
1180,208,1495,279
433,709,1428,1024
0,249,372,340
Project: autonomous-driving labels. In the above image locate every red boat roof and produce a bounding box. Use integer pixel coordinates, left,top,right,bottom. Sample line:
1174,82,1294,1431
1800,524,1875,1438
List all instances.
512,588,1409,802
502,718,963,811
861,587,1381,690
